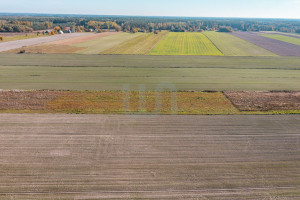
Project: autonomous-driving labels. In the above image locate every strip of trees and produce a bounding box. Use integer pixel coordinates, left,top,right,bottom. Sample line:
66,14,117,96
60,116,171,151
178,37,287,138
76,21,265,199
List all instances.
0,15,300,33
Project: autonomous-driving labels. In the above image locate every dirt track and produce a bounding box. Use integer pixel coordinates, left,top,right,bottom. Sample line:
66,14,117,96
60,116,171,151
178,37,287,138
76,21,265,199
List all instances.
230,32,300,56
0,33,91,52
0,114,299,199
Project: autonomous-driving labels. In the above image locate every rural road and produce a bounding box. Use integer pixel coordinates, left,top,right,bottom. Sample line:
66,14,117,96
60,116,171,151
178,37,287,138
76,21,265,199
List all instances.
0,33,91,52
0,114,300,199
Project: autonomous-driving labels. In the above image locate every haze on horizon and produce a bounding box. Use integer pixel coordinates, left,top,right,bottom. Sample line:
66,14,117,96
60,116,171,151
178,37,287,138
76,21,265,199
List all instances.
1,0,300,19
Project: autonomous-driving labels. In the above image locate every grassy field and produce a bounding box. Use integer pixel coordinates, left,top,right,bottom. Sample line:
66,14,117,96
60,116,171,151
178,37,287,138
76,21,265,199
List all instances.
0,54,300,91
1,114,300,199
102,31,169,55
149,32,223,56
261,34,300,46
73,32,143,54
1,65,300,91
1,54,300,69
203,32,277,56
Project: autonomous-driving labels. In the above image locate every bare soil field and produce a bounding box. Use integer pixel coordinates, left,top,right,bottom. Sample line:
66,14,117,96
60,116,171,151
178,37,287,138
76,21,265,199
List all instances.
225,91,300,111
230,32,300,56
0,114,299,199
0,33,91,52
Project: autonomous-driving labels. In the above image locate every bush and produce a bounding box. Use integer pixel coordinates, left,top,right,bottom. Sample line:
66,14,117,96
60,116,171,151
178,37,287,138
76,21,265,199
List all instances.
218,27,233,32
296,29,300,34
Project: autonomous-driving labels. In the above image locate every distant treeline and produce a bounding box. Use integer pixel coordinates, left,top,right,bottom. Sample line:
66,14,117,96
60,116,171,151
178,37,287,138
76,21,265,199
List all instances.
0,14,300,33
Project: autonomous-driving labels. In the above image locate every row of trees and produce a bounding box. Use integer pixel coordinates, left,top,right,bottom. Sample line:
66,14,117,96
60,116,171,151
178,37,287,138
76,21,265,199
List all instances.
0,15,300,33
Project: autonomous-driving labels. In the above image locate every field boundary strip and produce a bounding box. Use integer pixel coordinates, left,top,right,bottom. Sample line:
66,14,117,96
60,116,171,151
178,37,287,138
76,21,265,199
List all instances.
202,32,224,55
146,31,170,55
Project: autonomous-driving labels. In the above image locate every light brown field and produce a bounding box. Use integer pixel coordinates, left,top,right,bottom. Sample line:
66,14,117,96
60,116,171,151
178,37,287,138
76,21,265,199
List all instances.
0,114,299,199
49,32,118,45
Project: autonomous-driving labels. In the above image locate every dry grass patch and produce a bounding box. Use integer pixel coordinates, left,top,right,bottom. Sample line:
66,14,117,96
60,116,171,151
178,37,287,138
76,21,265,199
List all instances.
0,90,238,114
4,44,86,54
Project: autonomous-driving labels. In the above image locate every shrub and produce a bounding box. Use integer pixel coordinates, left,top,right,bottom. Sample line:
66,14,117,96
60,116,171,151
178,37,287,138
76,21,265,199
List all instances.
218,27,233,32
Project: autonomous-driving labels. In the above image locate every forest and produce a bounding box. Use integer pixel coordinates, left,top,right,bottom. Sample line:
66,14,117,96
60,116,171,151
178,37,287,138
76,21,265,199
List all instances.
1,13,300,33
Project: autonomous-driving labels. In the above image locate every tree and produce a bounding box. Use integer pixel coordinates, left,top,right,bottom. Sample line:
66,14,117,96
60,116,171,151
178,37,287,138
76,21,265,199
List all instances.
54,26,61,32
218,27,233,32
296,29,300,34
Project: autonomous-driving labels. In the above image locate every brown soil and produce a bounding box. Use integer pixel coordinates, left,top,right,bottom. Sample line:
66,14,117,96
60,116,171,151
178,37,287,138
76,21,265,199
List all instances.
49,32,118,45
0,114,299,199
224,91,300,111
4,44,86,54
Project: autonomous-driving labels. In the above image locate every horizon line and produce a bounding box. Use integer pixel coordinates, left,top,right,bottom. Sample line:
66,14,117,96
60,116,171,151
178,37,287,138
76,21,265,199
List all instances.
1,12,300,20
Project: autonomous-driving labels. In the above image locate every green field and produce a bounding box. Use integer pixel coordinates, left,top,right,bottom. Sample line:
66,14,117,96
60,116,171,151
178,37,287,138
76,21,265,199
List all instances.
149,32,223,56
1,54,300,91
203,32,277,56
73,32,143,54
102,31,169,55
261,34,300,46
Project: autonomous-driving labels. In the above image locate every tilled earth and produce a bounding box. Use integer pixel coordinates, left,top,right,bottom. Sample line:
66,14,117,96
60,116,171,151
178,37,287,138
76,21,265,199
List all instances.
0,114,299,199
224,91,300,111
230,32,300,56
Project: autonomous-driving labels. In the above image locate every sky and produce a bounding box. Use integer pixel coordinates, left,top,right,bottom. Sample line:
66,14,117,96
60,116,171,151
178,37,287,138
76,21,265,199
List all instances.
1,0,300,19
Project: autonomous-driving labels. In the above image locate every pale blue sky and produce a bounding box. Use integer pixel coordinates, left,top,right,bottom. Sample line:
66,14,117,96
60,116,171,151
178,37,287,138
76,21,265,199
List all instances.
1,0,300,19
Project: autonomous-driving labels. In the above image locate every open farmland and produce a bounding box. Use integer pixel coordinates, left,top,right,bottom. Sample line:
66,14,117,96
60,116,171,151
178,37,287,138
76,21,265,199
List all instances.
0,114,300,199
4,32,119,54
203,31,276,56
149,32,223,56
1,90,299,114
260,33,300,46
102,31,169,55
230,32,300,56
73,32,143,54
1,54,300,91
0,33,92,52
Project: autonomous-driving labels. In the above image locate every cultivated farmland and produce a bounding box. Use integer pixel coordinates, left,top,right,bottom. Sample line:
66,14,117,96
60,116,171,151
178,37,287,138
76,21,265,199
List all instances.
1,54,300,91
203,31,276,56
0,33,92,52
261,33,300,46
102,31,169,55
149,32,223,56
1,114,300,199
230,32,300,56
73,32,143,54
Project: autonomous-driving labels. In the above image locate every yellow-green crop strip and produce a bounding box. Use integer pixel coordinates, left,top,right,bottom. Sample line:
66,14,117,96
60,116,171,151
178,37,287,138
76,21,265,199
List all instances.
261,34,300,46
149,32,223,56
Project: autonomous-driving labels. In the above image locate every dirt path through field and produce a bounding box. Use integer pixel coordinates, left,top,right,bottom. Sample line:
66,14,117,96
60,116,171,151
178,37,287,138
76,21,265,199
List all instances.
0,33,91,52
0,114,299,199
